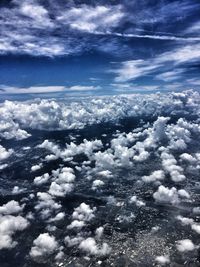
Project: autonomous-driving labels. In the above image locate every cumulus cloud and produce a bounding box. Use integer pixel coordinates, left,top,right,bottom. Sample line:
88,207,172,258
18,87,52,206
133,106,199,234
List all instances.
65,236,84,247
0,215,29,249
129,196,145,207
0,90,200,140
79,237,111,256
161,151,186,182
35,192,61,220
30,233,58,261
176,239,195,252
153,185,190,205
72,203,96,222
0,145,13,161
142,170,165,183
155,255,170,265
31,164,43,172
34,173,50,185
92,179,105,190
0,201,24,215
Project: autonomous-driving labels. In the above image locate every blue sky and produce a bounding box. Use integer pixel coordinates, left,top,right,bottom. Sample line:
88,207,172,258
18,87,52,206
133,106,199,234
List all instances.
0,0,200,96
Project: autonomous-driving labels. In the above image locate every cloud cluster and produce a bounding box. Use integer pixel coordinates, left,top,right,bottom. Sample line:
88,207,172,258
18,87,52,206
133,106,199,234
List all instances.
0,90,199,140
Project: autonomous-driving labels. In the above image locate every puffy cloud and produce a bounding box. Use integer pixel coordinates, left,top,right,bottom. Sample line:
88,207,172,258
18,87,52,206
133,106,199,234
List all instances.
153,185,189,204
67,220,85,230
31,164,43,172
191,224,200,234
0,201,24,215
49,212,65,222
79,237,111,256
48,181,73,197
34,173,50,185
72,203,96,222
180,153,196,163
35,192,61,220
64,236,84,247
0,215,29,249
176,215,194,226
176,239,195,252
161,151,186,182
155,255,170,265
48,167,75,197
95,226,104,240
129,196,145,207
92,180,105,190
142,170,165,183
0,90,199,141
30,233,58,261
0,145,13,161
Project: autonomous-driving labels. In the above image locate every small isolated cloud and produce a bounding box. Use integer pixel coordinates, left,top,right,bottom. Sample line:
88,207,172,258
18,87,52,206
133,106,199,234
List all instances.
67,85,101,91
79,237,111,256
0,86,66,94
129,196,145,207
72,203,96,222
92,179,105,190
155,255,170,265
176,239,195,252
30,233,58,262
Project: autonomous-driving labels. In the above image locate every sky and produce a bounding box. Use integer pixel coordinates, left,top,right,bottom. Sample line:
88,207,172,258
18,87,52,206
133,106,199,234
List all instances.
0,0,200,96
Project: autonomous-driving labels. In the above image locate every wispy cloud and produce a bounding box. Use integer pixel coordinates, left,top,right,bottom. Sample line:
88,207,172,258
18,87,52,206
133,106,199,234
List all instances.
0,85,100,94
113,43,200,82
57,5,124,33
155,69,184,82
0,0,199,57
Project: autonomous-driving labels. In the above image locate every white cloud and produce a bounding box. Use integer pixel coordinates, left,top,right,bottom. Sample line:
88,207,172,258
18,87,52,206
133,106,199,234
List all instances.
35,192,61,220
155,69,184,82
34,173,50,186
30,233,58,261
0,90,199,140
31,164,43,172
92,179,105,190
142,170,165,183
155,255,170,265
176,239,195,252
79,237,111,256
72,203,96,222
0,86,66,94
0,145,13,161
130,196,145,207
67,220,85,229
0,201,24,215
64,236,84,247
153,185,179,204
0,215,29,249
161,151,186,182
58,5,123,33
113,44,200,82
